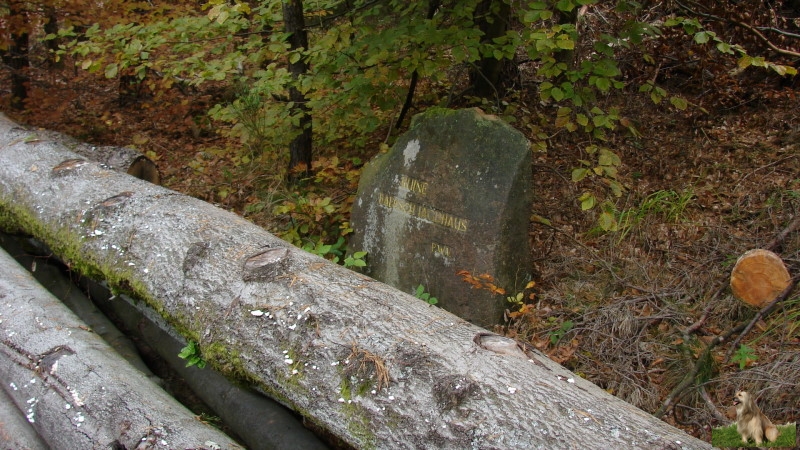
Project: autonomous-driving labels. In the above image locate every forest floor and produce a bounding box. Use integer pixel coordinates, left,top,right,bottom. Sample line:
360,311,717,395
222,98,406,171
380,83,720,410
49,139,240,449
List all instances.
2,57,799,444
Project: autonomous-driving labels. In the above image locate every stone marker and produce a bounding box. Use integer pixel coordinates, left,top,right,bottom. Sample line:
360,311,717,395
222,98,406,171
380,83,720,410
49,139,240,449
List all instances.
350,108,532,326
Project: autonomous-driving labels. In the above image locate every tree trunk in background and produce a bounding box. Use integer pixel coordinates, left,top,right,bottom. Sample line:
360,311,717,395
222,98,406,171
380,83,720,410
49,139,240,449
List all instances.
470,0,512,99
1,0,30,110
283,0,312,182
0,114,714,449
43,6,62,68
395,0,441,130
554,5,579,71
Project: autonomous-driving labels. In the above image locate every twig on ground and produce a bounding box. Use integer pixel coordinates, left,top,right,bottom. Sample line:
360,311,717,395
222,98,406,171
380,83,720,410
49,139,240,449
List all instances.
655,321,747,418
765,215,800,252
699,385,729,424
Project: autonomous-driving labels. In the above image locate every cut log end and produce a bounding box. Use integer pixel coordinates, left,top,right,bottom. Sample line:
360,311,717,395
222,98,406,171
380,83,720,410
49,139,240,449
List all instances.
128,156,160,185
730,249,791,307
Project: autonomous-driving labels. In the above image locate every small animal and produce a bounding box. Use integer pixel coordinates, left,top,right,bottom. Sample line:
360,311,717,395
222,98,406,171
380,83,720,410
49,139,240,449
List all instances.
733,390,779,445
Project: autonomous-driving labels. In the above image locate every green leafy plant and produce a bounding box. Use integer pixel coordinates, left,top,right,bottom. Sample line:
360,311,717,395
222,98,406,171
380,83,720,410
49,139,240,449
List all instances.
178,340,206,369
414,284,438,306
572,145,625,231
270,156,364,268
731,344,757,370
663,16,797,77
344,251,367,269
505,280,537,320
548,320,574,345
298,236,365,268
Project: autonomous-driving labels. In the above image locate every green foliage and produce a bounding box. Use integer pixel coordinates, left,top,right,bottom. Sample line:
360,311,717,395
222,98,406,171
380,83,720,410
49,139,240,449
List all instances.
414,284,438,305
178,340,207,368
572,145,624,231
731,344,757,370
344,251,368,268
504,280,537,319
270,156,365,268
59,0,796,153
300,235,366,268
547,319,574,345
663,16,797,76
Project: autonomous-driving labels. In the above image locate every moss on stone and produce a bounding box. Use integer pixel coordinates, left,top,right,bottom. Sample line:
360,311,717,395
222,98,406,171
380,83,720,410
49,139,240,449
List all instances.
409,107,459,129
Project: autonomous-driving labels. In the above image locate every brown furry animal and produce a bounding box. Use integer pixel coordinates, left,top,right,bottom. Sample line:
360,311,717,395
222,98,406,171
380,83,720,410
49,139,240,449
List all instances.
733,391,779,445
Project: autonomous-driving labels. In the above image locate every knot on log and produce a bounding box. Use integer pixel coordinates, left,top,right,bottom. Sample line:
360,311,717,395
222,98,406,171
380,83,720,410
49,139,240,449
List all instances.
51,159,88,176
80,192,135,236
183,241,210,274
36,345,75,376
433,374,477,410
127,155,160,185
243,247,290,282
100,192,134,208
474,333,528,359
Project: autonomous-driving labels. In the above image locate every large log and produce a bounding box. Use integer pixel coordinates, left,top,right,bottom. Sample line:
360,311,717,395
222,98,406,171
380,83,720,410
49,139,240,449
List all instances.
0,246,242,449
1,232,328,449
0,115,713,449
0,113,159,184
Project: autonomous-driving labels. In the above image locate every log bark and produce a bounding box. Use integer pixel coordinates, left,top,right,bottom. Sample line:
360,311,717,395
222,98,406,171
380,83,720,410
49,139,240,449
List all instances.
68,144,161,185
0,246,242,449
76,267,330,450
0,115,713,449
0,384,48,450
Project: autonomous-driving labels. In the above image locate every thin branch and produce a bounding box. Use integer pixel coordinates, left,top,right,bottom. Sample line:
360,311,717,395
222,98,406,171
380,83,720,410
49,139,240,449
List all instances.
658,218,800,418
755,26,800,40
765,214,800,252
732,19,800,58
699,385,729,424
395,70,419,129
655,320,746,418
674,0,800,58
393,0,440,131
734,154,798,192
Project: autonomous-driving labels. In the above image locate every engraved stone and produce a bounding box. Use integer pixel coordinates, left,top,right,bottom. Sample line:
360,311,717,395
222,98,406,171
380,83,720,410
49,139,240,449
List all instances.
350,108,532,326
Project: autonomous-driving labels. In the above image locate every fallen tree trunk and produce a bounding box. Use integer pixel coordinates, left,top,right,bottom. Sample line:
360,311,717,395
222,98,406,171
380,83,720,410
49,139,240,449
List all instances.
0,246,242,449
0,115,713,449
0,232,329,450
0,113,159,184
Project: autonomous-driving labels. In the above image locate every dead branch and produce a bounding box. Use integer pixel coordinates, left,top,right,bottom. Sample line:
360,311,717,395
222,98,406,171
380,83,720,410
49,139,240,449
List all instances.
675,0,800,58
699,386,729,424
731,19,800,58
765,214,800,252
